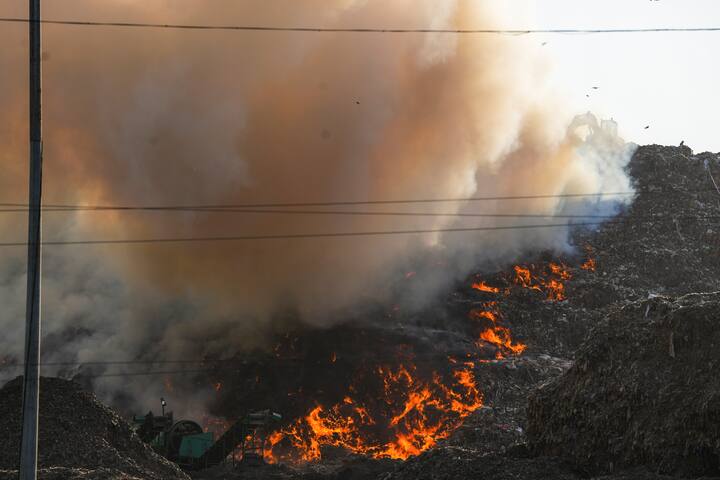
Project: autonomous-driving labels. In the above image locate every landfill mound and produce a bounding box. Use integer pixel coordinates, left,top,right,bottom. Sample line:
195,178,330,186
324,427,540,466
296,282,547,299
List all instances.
515,144,720,357
527,292,720,477
344,145,720,480
190,145,720,480
0,466,152,480
0,377,188,480
380,448,694,480
3,145,717,480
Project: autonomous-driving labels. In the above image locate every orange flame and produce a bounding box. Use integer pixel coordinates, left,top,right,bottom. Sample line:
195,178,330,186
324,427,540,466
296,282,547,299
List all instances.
265,260,585,465
265,362,483,464
470,307,526,358
512,263,571,301
549,262,571,279
581,257,596,271
513,266,537,289
471,281,500,293
478,327,527,358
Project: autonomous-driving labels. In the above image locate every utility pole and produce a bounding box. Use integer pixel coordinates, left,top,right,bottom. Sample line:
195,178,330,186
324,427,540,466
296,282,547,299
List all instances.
20,0,43,478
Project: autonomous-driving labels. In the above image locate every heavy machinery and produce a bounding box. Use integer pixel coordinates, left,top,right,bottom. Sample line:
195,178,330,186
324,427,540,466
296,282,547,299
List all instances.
132,398,281,470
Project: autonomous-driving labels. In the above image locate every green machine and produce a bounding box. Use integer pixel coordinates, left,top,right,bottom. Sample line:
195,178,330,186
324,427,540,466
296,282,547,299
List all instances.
132,398,281,470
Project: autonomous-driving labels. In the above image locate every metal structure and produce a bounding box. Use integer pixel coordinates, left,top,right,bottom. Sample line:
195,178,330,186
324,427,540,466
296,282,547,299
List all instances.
132,401,281,470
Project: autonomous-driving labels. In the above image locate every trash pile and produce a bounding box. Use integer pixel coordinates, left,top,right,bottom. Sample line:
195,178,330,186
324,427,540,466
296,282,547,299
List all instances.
574,144,720,300
527,292,720,477
381,145,720,479
3,145,720,480
0,376,188,480
189,145,720,479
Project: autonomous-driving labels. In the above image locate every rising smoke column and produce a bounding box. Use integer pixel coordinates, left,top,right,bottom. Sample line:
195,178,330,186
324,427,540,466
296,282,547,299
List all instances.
0,0,633,404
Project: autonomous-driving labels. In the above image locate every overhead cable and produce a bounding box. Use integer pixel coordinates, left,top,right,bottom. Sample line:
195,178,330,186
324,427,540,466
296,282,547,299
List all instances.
1,17,719,35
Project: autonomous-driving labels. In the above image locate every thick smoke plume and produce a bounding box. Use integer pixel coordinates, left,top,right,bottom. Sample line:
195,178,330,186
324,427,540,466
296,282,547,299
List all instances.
0,1,633,407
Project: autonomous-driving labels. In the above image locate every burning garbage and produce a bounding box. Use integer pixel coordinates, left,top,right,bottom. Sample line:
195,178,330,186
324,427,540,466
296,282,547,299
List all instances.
264,359,483,463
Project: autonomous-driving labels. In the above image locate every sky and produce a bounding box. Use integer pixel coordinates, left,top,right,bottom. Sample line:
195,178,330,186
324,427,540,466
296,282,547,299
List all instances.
1,1,717,151
529,0,720,152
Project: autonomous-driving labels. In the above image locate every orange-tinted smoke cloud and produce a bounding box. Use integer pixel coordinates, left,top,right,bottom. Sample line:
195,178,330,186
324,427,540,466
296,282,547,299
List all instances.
0,1,633,338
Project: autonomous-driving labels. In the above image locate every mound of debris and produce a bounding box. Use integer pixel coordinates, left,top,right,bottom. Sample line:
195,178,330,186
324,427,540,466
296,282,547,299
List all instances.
0,376,188,480
527,292,720,477
516,144,720,357
379,448,576,480
191,145,720,480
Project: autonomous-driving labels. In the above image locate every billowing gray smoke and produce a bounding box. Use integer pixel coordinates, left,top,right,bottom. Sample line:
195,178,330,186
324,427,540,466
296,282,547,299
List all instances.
0,0,634,409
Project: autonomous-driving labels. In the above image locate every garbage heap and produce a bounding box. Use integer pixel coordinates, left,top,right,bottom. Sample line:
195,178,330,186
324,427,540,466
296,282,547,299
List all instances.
528,292,720,477
0,376,189,480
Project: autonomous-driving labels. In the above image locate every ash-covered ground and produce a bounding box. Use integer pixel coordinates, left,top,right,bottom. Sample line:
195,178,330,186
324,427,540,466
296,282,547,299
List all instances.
2,144,720,479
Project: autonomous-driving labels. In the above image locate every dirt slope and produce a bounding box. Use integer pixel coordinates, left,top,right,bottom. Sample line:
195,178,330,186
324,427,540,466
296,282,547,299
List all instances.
0,376,188,480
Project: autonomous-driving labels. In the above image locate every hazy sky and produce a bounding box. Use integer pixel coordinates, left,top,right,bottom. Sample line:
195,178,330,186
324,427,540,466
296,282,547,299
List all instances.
529,0,719,152
1,0,717,151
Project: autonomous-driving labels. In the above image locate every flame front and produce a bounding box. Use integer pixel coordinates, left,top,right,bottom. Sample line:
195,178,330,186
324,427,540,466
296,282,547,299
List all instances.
581,257,596,271
263,260,581,464
513,262,571,301
471,281,500,293
265,362,483,463
470,307,526,359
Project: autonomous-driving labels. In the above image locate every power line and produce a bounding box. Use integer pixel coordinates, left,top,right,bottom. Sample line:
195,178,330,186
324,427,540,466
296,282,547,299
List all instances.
0,220,654,247
0,207,718,222
1,17,720,35
0,366,221,378
0,188,695,211
0,208,634,219
0,215,715,248
3,360,231,368
0,355,439,369
4,186,714,212
75,359,489,379
79,368,222,379
5,354,506,379
0,353,499,379
1,358,301,368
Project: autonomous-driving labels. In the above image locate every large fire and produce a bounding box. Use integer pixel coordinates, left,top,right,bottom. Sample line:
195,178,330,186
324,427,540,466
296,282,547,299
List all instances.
260,258,590,464
264,360,483,463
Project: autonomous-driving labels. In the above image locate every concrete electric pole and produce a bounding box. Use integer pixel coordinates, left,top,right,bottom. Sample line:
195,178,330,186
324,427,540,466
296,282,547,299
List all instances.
19,0,43,479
